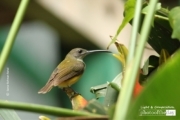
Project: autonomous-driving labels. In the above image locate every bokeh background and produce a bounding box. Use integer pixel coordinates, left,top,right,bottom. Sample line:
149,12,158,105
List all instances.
0,0,178,119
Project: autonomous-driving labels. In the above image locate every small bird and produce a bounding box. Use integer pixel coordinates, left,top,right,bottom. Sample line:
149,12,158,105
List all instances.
38,48,111,94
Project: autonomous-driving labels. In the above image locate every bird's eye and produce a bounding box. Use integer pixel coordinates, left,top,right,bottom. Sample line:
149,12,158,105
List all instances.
78,49,83,53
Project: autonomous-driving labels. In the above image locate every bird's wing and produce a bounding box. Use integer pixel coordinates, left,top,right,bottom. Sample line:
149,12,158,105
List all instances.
47,60,85,86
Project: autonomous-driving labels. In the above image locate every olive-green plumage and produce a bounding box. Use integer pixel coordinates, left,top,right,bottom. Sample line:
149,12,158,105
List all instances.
38,48,111,94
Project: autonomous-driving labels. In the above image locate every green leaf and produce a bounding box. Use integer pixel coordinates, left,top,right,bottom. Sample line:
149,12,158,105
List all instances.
109,82,120,92
114,39,128,61
107,0,135,49
90,72,123,100
153,8,170,30
104,73,122,107
103,85,119,108
83,99,107,115
142,3,161,14
114,41,129,68
169,7,180,40
159,49,170,65
90,73,122,107
0,109,21,120
90,84,108,99
126,49,180,119
147,10,180,55
137,7,180,55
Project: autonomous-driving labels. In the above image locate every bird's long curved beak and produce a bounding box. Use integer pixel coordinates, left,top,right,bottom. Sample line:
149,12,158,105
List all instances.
87,50,111,54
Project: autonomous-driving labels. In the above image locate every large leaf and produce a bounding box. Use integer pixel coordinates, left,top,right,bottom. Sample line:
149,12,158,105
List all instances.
129,3,180,55
126,49,180,119
138,5,180,55
0,109,21,120
147,8,180,55
169,7,180,40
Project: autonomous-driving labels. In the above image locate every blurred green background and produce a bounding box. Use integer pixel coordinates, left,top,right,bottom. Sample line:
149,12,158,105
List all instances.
0,0,123,119
0,21,121,104
1,0,178,119
0,20,122,119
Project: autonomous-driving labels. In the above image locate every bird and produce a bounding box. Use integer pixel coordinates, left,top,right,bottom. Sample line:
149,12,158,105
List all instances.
38,48,111,94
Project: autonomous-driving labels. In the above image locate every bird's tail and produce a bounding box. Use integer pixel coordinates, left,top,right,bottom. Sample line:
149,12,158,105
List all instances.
38,83,53,94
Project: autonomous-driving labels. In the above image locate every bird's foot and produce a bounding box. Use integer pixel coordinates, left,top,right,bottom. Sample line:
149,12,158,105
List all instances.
62,87,80,99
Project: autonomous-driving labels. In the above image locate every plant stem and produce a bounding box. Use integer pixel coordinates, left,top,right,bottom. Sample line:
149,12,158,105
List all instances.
0,100,100,117
112,0,158,120
154,14,169,21
127,0,142,64
0,0,29,76
142,13,169,21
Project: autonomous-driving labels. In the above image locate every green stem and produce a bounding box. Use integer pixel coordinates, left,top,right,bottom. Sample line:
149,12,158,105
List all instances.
0,0,29,76
142,13,169,21
154,14,169,21
0,100,100,117
112,0,158,120
127,0,142,63
109,82,120,92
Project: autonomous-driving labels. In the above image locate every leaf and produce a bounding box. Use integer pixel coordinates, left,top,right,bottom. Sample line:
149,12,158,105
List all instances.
107,0,136,49
109,82,120,92
128,4,179,55
159,49,170,65
169,6,180,40
103,85,119,108
149,8,180,55
104,73,123,107
0,109,21,120
83,99,107,115
91,73,123,107
142,2,162,13
126,49,180,119
114,41,128,61
90,84,108,99
112,54,125,68
110,72,123,88
135,6,180,55
148,19,180,55
113,41,129,68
